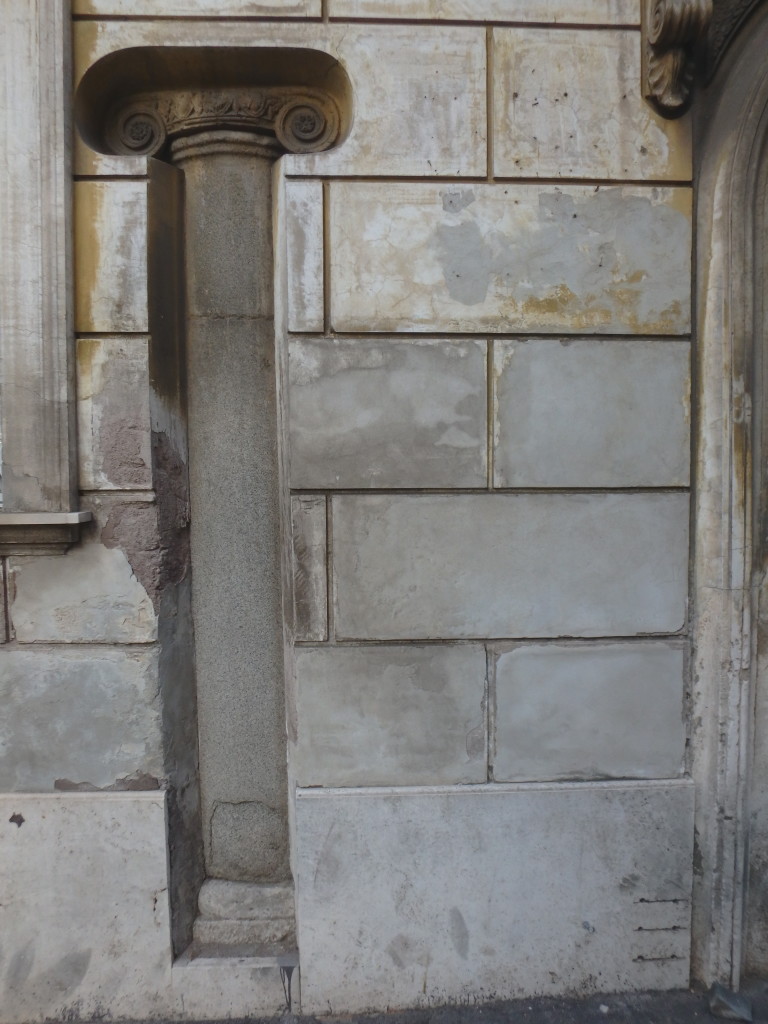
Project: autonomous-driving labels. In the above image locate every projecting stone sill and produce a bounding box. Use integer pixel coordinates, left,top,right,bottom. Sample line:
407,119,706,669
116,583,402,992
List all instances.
0,510,92,555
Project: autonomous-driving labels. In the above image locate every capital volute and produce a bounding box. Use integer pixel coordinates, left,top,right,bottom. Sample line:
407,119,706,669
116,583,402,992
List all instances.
642,0,713,116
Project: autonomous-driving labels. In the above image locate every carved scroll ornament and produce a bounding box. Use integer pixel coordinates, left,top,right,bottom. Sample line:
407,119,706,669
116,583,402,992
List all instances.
105,86,342,158
642,0,713,116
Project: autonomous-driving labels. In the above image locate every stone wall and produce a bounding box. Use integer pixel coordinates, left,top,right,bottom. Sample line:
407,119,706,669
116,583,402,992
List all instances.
1,1,701,1019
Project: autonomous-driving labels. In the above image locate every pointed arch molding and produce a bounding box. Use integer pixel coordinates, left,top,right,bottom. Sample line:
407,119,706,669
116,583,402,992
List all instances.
690,0,768,986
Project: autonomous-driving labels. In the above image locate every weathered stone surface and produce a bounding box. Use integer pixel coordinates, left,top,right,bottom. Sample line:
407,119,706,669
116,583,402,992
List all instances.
289,338,487,489
9,540,157,644
329,183,691,334
291,645,486,786
74,0,319,12
74,180,148,332
285,180,324,333
492,29,691,180
0,649,162,790
492,642,686,782
493,339,690,487
77,336,152,491
328,0,638,23
291,496,327,642
193,880,297,950
74,22,486,177
332,493,689,639
295,780,694,1011
0,793,172,1022
198,879,295,921
208,800,288,882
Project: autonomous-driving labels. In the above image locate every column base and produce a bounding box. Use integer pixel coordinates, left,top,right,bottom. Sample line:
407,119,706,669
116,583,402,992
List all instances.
191,879,296,957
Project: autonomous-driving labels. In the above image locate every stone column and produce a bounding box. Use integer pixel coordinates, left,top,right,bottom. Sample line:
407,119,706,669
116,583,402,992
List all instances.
83,68,349,951
171,130,287,884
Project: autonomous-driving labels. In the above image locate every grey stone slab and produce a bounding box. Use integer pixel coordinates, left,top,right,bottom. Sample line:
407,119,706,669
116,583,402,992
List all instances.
332,493,689,640
291,496,327,642
77,336,152,490
0,648,163,791
492,29,691,180
492,642,686,782
291,645,486,787
329,183,691,334
493,339,691,488
295,780,694,1011
289,338,487,489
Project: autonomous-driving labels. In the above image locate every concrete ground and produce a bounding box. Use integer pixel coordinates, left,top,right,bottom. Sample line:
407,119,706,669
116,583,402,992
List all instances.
298,982,766,1024
91,980,768,1024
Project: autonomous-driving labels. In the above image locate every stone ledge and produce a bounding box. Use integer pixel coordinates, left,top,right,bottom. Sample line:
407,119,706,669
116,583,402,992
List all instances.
0,511,92,555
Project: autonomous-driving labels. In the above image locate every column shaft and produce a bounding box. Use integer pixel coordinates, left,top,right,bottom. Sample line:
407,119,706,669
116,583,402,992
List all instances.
173,131,288,882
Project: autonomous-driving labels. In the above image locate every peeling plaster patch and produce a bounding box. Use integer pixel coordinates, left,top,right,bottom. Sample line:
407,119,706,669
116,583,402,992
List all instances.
77,336,152,490
441,188,476,213
330,182,691,334
9,540,156,644
54,773,160,793
0,648,163,791
288,337,487,488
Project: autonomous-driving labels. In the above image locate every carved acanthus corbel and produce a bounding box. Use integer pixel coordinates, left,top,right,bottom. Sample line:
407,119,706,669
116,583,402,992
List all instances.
642,0,713,117
105,86,341,158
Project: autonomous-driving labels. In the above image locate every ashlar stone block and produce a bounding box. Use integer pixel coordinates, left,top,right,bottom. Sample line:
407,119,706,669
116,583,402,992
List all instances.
328,0,638,23
74,180,148,333
289,337,487,489
493,338,691,487
9,539,157,644
77,336,152,491
492,29,691,180
0,793,172,1023
74,0,319,12
285,180,324,333
492,642,687,782
295,780,694,1011
74,22,486,178
0,648,163,791
291,495,327,642
332,493,689,640
291,645,486,786
329,183,691,334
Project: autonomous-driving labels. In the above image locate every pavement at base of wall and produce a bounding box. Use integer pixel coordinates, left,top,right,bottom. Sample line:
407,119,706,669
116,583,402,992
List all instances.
46,980,768,1024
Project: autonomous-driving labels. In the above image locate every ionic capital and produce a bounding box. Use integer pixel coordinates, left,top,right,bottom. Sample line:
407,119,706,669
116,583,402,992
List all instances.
75,46,352,162
105,86,341,159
